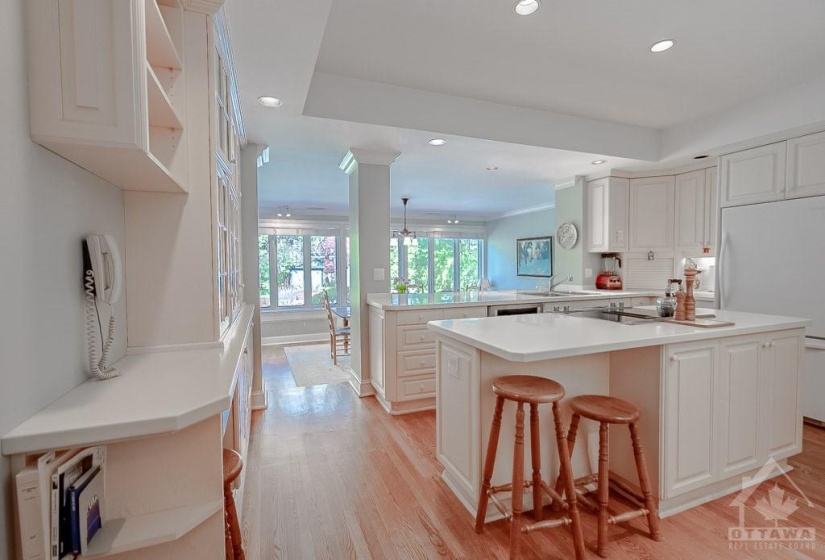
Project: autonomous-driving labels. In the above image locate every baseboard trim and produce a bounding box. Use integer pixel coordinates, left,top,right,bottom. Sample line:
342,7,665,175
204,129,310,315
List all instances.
348,368,375,398
251,385,268,410
262,333,326,346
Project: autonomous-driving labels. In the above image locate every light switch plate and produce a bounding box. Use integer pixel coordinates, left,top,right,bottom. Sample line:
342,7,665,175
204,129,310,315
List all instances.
373,268,385,281
585,268,593,279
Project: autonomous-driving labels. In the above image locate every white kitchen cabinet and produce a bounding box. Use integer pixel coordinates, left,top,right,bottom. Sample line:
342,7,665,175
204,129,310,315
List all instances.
717,336,762,477
663,330,804,499
370,305,486,414
720,142,786,208
663,342,717,498
763,332,803,458
629,176,675,252
705,167,718,253
674,167,718,255
786,130,825,199
586,177,629,253
26,0,189,192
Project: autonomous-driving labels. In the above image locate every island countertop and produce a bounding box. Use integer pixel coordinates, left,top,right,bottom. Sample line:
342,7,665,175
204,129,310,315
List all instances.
366,288,663,310
427,309,810,362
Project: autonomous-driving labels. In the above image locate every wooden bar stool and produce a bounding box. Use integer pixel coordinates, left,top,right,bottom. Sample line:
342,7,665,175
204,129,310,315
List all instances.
560,395,661,557
223,448,246,560
475,375,586,560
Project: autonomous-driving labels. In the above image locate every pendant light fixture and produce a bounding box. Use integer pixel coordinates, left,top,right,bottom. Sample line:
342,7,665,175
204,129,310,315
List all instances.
393,197,418,246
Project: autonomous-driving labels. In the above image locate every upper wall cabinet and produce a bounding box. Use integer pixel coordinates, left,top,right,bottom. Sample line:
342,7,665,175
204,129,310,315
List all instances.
26,0,189,193
675,168,718,254
786,131,825,200
720,142,786,207
629,176,675,252
586,177,629,253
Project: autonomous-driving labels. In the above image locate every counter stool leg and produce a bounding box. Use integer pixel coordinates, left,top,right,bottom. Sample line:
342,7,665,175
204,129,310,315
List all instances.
529,403,543,521
510,402,526,560
596,422,610,558
629,422,662,541
553,412,580,503
475,396,505,533
553,402,586,560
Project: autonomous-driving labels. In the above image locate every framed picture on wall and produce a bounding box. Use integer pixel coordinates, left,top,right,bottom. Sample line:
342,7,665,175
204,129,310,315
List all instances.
516,236,553,277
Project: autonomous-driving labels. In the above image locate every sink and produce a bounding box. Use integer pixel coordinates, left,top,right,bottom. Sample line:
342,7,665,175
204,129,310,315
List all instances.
519,291,576,297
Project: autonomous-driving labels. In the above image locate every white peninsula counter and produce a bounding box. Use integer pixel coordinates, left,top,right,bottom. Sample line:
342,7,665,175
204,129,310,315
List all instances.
428,310,810,519
366,290,659,414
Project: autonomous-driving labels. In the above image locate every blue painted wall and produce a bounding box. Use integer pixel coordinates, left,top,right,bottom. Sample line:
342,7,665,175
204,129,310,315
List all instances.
486,208,556,290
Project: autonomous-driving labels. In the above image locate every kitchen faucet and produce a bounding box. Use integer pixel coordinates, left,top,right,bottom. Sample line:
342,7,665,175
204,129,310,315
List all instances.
548,274,574,292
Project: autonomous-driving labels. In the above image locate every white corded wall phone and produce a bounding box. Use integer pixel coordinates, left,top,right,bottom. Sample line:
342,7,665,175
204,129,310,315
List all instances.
83,234,123,380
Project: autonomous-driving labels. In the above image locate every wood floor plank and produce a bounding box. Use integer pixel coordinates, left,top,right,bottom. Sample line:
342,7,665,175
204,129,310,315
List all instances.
241,345,825,559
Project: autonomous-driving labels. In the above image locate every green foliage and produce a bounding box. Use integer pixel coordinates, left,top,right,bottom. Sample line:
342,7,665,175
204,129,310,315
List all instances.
259,235,270,298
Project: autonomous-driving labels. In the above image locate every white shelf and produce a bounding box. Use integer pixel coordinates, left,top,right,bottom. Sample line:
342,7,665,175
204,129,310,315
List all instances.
145,0,181,70
81,500,223,558
146,66,183,131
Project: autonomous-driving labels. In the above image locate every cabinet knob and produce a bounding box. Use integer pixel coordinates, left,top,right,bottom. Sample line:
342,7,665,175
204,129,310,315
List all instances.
670,356,677,363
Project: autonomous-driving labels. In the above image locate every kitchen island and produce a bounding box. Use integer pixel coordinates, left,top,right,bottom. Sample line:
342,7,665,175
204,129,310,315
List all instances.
428,310,809,519
366,289,659,414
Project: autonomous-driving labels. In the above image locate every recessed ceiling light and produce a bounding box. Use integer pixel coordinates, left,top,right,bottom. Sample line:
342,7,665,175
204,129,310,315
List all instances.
486,166,499,171
592,160,607,165
514,0,540,16
428,138,447,146
258,96,283,108
650,40,675,53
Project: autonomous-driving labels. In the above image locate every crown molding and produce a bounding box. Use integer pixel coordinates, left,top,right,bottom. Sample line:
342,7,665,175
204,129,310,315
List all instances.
339,148,402,175
489,203,556,222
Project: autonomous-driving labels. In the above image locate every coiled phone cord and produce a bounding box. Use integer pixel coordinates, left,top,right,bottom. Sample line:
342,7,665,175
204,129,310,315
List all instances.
84,269,120,380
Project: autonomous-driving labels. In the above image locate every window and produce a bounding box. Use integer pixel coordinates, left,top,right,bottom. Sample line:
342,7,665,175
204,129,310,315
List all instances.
391,236,483,293
259,230,347,309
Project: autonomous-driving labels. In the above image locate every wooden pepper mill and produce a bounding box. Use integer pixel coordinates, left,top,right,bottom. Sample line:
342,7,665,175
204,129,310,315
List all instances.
674,291,686,321
683,268,698,321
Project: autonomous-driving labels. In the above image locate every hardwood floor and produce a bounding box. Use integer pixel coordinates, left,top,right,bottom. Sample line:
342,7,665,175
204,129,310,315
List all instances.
241,345,825,559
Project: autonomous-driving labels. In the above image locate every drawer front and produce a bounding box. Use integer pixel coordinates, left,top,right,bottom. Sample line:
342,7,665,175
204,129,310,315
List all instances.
442,306,487,320
397,325,436,351
399,375,437,400
397,350,437,377
396,309,444,326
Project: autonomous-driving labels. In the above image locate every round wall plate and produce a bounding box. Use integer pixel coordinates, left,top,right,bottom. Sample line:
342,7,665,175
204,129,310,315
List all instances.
556,222,578,249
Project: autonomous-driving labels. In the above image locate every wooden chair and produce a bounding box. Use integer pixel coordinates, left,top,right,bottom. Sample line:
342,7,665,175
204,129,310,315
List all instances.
475,375,586,560
556,395,662,557
223,448,246,560
322,291,350,365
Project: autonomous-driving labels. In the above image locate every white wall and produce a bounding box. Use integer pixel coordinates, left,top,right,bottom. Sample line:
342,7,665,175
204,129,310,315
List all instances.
486,208,556,290
661,75,825,160
0,1,126,555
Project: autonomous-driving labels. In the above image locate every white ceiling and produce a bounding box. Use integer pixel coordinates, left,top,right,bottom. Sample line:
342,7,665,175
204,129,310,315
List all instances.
225,0,825,219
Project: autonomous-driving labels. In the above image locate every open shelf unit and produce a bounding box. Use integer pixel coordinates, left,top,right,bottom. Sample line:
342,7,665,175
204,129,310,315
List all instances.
82,500,222,558
26,0,189,193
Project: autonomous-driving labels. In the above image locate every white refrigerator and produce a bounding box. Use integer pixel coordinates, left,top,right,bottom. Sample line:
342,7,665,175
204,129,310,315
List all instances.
719,196,825,423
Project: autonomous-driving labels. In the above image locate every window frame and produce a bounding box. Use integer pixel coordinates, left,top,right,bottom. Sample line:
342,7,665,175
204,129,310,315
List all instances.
260,229,348,311
393,234,484,293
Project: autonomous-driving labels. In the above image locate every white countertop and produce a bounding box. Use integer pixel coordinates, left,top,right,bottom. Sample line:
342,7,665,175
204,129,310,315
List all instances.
428,309,809,363
1,307,254,456
367,289,660,310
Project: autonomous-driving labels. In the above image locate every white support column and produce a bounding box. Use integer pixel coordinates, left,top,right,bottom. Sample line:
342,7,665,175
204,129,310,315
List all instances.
340,148,400,397
241,143,267,409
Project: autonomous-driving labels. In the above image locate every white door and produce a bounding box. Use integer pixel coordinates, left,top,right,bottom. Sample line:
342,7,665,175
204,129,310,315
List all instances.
704,167,718,254
763,333,803,459
675,170,707,252
663,343,717,498
629,176,675,252
786,131,825,199
720,142,786,207
717,335,762,477
587,178,608,252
